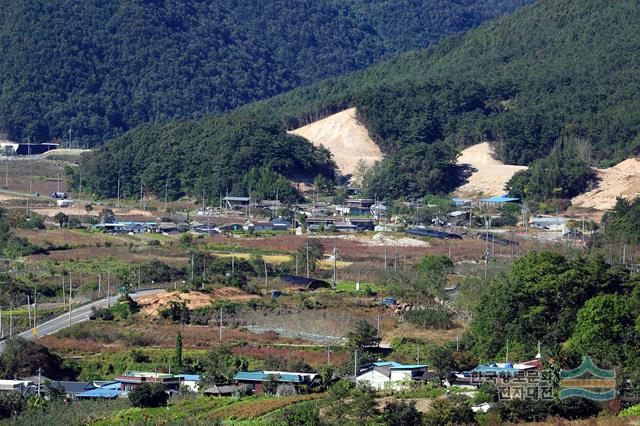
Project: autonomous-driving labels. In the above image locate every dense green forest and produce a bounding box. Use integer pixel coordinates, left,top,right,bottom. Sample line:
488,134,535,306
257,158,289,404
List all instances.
80,0,640,200
256,0,640,167
75,112,336,200
0,0,530,146
506,138,598,203
467,250,640,385
602,198,640,244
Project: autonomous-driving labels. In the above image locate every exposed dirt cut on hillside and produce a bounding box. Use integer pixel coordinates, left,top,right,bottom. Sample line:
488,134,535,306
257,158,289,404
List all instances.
137,289,258,317
455,142,527,198
572,158,640,210
288,108,382,177
32,204,153,219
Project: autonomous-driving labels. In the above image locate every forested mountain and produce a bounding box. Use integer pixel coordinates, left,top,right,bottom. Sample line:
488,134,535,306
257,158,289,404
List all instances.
0,0,530,146
80,0,640,201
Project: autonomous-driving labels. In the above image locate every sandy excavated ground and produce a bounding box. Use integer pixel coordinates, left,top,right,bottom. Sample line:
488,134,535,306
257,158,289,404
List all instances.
136,288,258,317
32,204,153,218
455,142,527,198
42,148,91,157
289,108,382,177
314,233,430,247
572,158,640,210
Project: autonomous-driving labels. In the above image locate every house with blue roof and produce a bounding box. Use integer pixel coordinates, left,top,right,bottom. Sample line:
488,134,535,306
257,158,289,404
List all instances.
76,388,125,399
176,374,201,392
356,361,429,391
233,370,320,394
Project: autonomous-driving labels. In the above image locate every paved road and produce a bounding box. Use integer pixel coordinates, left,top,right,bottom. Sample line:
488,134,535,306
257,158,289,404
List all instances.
0,288,164,351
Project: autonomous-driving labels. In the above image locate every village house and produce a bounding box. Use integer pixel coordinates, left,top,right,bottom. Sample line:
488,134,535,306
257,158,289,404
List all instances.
356,362,429,391
346,198,375,216
243,220,274,232
233,370,320,394
224,196,250,210
114,371,182,392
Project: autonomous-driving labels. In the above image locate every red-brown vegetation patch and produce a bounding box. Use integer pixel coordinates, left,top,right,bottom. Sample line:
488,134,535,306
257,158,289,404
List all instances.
231,346,348,367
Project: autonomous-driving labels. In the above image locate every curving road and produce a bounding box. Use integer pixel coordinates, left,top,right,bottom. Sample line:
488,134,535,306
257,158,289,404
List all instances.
0,288,164,351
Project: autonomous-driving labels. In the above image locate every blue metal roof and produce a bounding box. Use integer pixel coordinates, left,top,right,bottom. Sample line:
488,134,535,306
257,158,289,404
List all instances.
177,374,201,381
233,371,304,383
77,388,122,398
367,362,428,370
472,363,519,374
479,196,520,203
97,381,122,390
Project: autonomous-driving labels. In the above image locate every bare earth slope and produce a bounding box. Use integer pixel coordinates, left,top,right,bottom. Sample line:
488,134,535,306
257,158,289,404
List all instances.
288,108,382,177
455,142,527,198
572,159,640,210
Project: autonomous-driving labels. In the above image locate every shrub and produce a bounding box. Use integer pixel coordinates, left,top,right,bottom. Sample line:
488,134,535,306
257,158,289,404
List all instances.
128,383,168,408
0,392,24,419
404,309,455,330
90,307,114,321
619,403,640,417
423,398,474,426
270,401,320,426
382,399,422,426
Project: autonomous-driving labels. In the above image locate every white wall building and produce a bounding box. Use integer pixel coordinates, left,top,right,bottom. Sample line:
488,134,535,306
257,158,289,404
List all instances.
356,362,428,391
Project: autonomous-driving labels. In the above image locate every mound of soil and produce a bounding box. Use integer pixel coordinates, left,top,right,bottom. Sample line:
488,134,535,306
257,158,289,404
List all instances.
137,288,259,316
289,108,382,178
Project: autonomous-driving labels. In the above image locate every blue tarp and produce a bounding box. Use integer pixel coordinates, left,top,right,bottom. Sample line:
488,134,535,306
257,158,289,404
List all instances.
479,196,520,203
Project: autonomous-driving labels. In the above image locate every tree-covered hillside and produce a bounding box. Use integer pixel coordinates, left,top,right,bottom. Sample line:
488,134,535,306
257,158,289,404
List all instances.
81,0,640,200
255,0,640,167
0,0,530,146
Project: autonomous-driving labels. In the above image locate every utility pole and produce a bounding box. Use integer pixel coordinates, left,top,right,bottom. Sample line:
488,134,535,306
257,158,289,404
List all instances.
27,295,31,325
332,247,337,290
191,253,195,282
306,242,310,278
9,301,13,339
219,307,223,343
202,257,206,289
264,260,268,292
354,349,358,378
68,275,72,327
384,247,387,271
327,346,331,365
57,162,60,193
164,179,169,212
33,289,37,337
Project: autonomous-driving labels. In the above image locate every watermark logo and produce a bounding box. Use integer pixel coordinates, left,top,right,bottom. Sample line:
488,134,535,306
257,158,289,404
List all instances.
559,356,616,401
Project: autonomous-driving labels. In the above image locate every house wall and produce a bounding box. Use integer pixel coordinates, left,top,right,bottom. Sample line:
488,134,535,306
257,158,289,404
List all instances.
356,370,389,390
